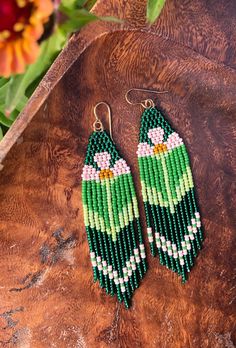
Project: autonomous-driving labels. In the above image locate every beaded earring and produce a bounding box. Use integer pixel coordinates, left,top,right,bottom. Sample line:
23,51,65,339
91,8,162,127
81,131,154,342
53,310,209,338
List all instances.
81,102,147,308
125,89,203,283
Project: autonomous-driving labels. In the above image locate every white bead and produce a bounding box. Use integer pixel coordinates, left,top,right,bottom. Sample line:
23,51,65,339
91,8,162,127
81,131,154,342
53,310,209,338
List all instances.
155,232,160,239
103,270,108,275
173,252,178,259
140,244,145,250
90,252,95,258
187,244,191,250
178,251,183,257
128,270,132,276
160,236,165,242
114,279,119,285
96,256,101,262
92,261,97,267
156,242,161,248
166,241,171,246
126,261,131,268
131,264,136,271
180,259,185,266
134,248,139,255
147,227,152,233
124,276,129,282
135,256,141,263
162,246,167,252
172,244,177,250
102,261,107,267
121,286,126,293
193,227,197,234
191,218,196,225
130,256,135,262
185,235,189,241
197,222,201,227
109,273,114,279
183,250,187,256
113,271,118,278
195,212,200,218
190,234,194,240
168,250,173,256
108,265,112,272
119,278,124,284
98,265,103,271
148,236,154,243
123,267,127,274
187,226,192,232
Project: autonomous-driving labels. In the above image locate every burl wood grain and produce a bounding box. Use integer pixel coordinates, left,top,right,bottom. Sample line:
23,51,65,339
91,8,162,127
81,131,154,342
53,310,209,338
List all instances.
0,0,236,347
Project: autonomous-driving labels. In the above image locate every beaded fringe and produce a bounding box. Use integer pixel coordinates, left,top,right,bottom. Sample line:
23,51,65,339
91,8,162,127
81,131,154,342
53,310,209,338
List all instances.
82,131,147,307
137,107,203,282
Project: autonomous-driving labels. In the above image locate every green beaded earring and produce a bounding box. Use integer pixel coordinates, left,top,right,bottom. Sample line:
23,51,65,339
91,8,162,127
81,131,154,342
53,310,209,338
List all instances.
81,102,147,308
125,88,203,283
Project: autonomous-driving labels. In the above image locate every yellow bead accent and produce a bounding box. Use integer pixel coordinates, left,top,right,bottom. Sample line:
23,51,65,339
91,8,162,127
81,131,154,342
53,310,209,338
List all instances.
99,169,113,180
153,143,167,154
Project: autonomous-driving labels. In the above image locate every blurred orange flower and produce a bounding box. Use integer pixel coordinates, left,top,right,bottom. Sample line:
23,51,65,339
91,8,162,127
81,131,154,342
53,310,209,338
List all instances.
0,0,53,77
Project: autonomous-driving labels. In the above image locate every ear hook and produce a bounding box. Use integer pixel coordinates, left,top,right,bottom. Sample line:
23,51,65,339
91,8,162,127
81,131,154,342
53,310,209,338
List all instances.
93,101,113,140
125,88,168,109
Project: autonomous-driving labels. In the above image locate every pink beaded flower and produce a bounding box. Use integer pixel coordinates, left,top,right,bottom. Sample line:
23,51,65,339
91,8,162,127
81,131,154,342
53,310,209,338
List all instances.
148,127,164,144
137,142,153,157
112,159,131,176
165,132,183,150
137,127,184,157
82,152,131,181
81,164,99,181
94,152,111,170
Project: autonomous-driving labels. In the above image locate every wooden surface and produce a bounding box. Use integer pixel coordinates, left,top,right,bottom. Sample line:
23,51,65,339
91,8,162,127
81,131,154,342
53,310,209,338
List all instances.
0,0,236,347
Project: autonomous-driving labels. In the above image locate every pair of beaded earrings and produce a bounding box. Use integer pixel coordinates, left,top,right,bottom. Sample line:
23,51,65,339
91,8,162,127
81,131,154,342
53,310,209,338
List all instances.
81,88,203,308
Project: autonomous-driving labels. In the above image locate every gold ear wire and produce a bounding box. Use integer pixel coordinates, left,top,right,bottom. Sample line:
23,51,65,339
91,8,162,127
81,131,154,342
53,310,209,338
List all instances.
125,88,168,109
93,101,113,140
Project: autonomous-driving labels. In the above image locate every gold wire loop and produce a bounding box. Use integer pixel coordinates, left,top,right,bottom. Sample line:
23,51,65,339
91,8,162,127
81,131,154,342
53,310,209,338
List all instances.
125,88,168,109
93,119,104,132
93,101,113,140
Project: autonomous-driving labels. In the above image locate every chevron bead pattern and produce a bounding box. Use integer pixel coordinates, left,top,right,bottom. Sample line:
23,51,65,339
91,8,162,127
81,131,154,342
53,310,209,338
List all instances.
82,131,147,307
138,107,203,282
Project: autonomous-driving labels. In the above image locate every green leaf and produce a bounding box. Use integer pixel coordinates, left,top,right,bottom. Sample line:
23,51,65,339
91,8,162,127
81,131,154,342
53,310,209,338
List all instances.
0,111,13,127
14,95,28,113
147,0,166,24
99,16,123,23
0,78,9,88
60,8,122,33
5,27,67,115
0,79,10,105
81,0,98,10
0,125,3,140
60,9,97,32
60,0,97,10
60,0,77,10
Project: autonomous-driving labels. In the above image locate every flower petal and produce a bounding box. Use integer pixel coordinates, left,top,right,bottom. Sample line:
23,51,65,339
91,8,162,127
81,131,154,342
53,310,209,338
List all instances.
21,38,39,64
112,159,130,177
36,0,54,19
94,152,111,169
137,142,153,157
82,165,99,181
0,43,13,77
148,127,164,145
11,40,26,74
165,132,184,150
